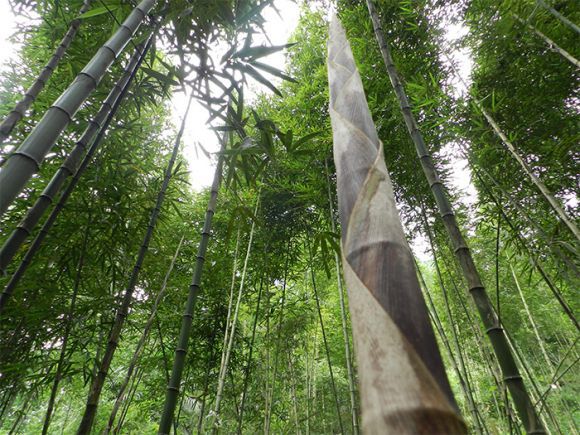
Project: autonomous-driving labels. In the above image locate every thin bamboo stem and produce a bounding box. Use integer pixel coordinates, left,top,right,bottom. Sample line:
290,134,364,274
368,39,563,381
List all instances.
325,160,358,435
307,245,344,435
41,213,91,435
237,273,265,434
513,13,580,68
535,0,580,35
211,196,260,433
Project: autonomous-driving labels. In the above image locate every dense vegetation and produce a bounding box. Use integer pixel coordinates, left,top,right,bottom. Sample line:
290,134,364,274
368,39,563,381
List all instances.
0,0,577,433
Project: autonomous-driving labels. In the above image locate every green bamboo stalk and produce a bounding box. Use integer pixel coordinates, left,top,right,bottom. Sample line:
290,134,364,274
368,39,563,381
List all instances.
214,228,241,401
364,1,544,431
104,236,184,434
0,41,149,275
76,94,193,434
0,0,92,144
535,0,580,35
264,244,290,435
328,14,464,433
513,13,580,68
158,138,227,435
41,214,92,435
0,0,156,217
0,36,153,312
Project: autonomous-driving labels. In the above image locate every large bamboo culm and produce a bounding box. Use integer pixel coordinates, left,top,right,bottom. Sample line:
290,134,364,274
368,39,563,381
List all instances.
364,0,545,433
327,15,465,434
0,42,152,275
0,0,156,217
0,0,92,144
0,38,153,312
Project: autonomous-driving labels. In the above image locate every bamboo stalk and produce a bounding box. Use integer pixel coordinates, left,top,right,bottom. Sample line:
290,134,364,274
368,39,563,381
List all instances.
76,94,193,434
0,0,156,216
158,138,227,434
0,41,149,275
0,0,92,143
364,1,545,431
513,13,580,68
0,36,153,313
328,14,464,433
104,236,184,434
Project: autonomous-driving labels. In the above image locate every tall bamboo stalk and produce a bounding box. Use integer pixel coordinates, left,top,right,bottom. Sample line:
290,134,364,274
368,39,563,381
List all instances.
0,41,149,275
0,0,156,216
41,214,91,435
264,244,290,435
328,15,464,433
215,228,241,386
325,160,359,435
0,0,92,144
76,94,193,434
364,1,544,431
0,36,152,312
513,13,580,68
104,236,184,434
535,0,580,35
158,138,227,434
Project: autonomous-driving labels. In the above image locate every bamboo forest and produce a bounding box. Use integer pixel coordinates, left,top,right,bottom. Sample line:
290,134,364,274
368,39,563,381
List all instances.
0,0,578,433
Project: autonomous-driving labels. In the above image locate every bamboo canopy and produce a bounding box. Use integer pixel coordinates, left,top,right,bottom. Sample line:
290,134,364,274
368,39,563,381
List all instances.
327,15,465,434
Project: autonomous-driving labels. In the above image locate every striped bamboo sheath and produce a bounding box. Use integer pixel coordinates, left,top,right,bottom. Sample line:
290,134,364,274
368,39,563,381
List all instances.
327,16,465,434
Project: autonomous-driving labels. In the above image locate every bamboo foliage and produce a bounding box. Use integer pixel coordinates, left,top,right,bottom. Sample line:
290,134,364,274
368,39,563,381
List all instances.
327,15,465,434
535,0,580,35
0,0,92,144
512,13,580,68
0,0,156,217
364,0,546,432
